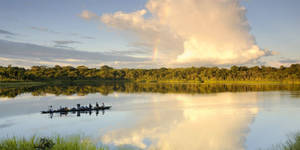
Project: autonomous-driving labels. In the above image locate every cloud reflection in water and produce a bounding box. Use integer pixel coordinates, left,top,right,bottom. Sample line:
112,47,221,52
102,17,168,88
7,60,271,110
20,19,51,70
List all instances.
101,92,258,150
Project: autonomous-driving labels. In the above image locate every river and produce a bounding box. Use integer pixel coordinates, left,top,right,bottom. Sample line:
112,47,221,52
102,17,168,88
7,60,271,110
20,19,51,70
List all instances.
0,83,300,150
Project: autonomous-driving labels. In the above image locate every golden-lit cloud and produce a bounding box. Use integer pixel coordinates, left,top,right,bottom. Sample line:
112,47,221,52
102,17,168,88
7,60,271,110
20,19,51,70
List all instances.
100,0,271,66
79,10,98,20
52,58,85,63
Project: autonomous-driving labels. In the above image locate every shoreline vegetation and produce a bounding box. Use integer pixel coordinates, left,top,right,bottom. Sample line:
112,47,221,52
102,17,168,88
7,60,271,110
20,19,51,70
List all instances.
268,132,300,150
1,80,300,88
1,133,300,150
0,64,300,84
0,136,108,150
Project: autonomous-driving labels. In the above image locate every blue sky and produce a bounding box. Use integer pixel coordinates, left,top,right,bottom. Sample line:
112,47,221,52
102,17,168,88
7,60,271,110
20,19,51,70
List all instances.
0,0,149,52
244,0,300,59
0,0,299,68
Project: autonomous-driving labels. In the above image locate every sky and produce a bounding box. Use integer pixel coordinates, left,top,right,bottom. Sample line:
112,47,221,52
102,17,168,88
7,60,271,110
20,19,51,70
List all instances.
0,0,299,68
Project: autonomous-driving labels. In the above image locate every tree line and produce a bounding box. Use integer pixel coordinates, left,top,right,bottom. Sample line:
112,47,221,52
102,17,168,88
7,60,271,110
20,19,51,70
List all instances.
0,64,300,82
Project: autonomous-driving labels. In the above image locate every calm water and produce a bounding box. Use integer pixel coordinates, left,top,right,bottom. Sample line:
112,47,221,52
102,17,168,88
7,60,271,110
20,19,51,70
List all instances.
1,83,300,150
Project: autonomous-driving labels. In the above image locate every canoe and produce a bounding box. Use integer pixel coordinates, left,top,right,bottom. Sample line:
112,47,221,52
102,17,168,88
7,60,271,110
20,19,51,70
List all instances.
41,106,112,114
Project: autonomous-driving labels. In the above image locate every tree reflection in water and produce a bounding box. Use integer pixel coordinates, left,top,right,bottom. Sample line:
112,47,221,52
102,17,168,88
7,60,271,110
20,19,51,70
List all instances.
1,82,300,98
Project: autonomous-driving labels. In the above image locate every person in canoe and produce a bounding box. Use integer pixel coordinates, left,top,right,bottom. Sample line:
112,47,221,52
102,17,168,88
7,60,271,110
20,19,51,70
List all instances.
102,102,105,107
49,105,53,112
96,102,99,108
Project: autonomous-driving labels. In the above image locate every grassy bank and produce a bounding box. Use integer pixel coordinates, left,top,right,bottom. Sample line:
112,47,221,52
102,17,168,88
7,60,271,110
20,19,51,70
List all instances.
282,137,300,150
203,80,300,84
0,136,108,150
264,132,300,150
0,80,130,87
1,79,300,88
2,133,300,150
276,133,300,150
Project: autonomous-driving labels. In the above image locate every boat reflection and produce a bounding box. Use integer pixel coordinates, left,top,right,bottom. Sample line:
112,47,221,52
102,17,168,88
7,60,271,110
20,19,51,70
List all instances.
47,109,108,118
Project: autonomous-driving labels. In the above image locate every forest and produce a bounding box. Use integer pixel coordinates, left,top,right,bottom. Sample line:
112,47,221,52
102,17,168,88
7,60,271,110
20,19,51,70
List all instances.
0,64,300,83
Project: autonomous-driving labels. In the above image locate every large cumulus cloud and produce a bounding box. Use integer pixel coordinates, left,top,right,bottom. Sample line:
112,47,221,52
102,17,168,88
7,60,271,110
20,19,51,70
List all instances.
99,0,271,66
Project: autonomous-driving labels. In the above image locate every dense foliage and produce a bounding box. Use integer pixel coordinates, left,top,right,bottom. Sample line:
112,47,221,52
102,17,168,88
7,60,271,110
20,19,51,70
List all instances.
0,64,300,82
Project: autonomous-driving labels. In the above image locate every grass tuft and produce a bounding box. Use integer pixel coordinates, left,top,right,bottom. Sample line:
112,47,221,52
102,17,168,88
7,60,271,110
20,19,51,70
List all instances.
264,132,300,150
0,136,108,150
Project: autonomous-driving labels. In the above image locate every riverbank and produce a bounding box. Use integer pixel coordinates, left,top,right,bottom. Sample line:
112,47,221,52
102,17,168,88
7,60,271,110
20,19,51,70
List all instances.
269,132,300,150
203,80,300,84
1,133,300,150
1,79,300,88
0,80,130,87
0,136,108,150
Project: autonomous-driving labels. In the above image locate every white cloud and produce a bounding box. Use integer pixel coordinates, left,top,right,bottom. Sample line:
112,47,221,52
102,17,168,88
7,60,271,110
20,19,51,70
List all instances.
266,59,300,68
100,0,272,66
79,10,99,20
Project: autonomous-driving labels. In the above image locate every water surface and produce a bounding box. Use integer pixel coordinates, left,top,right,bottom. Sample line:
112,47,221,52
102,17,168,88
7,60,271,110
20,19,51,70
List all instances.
1,83,300,150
